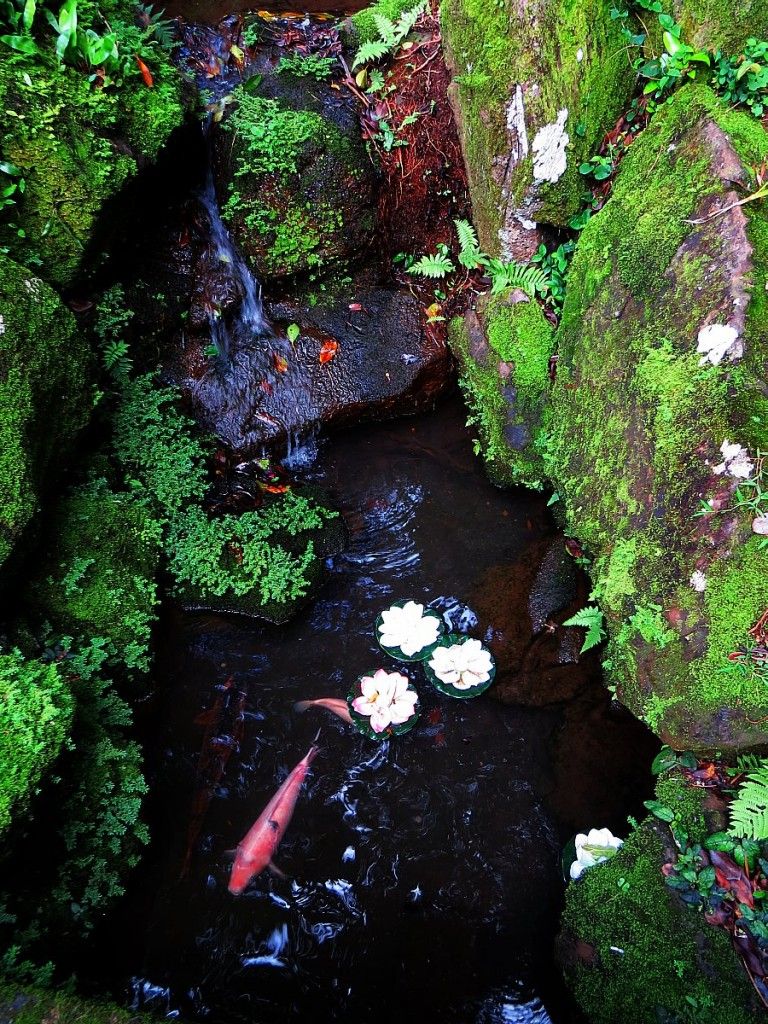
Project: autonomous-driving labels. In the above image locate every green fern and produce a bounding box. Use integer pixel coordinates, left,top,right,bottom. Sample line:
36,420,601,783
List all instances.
352,0,426,69
455,218,487,269
729,760,768,840
487,259,551,299
407,252,456,279
563,605,606,653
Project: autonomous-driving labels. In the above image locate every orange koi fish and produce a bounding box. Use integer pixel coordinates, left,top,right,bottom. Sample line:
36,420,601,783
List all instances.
293,697,352,725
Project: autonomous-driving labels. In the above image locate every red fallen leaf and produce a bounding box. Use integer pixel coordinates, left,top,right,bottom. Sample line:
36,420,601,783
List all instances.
426,707,442,726
135,54,154,88
259,482,291,494
319,339,339,364
273,353,288,373
661,862,676,877
179,225,190,247
710,850,755,907
260,379,273,395
565,538,584,560
349,303,363,311
704,905,732,927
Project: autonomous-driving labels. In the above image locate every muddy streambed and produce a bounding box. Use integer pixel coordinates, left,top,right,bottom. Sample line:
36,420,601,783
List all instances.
82,398,657,1024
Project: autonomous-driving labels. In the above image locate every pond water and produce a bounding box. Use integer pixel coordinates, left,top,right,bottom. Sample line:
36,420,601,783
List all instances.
88,397,657,1024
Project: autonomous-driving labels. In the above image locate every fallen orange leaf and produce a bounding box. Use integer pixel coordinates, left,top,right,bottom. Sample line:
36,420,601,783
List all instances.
319,339,339,364
273,353,288,373
135,54,154,87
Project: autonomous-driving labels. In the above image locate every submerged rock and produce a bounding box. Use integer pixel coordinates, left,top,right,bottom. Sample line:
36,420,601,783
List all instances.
441,0,635,259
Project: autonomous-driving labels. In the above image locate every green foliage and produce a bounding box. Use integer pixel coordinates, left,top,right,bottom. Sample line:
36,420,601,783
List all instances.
94,284,133,383
486,259,550,300
455,217,485,269
729,760,768,839
531,240,574,314
112,374,209,520
351,0,425,69
713,39,768,118
221,92,322,179
564,605,606,653
0,650,72,834
0,983,142,1023
166,496,338,605
277,52,336,80
407,248,456,279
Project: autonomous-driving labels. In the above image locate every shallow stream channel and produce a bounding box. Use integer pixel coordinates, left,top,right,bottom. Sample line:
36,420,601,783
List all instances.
84,399,658,1024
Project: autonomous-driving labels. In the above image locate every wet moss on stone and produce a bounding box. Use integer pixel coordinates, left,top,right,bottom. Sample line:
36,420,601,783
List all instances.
0,254,92,571
667,0,768,51
0,985,146,1024
561,818,759,1023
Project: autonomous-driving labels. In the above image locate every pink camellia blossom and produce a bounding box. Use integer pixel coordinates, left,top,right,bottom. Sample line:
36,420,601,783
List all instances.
352,669,418,733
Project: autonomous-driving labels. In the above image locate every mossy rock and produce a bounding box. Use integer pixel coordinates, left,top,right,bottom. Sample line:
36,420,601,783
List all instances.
217,85,375,281
546,84,768,751
559,817,761,1023
0,10,185,288
0,651,73,835
28,482,161,677
0,254,92,571
668,0,768,51
448,288,554,489
0,985,149,1024
440,0,636,259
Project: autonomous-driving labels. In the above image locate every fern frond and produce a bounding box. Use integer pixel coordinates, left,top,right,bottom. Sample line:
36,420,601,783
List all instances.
407,253,456,279
372,12,396,45
394,0,426,41
729,762,768,840
352,39,389,69
488,260,551,299
563,605,605,653
455,218,487,269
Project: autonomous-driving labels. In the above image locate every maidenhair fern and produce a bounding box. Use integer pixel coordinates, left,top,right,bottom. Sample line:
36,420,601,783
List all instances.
352,1,426,69
729,760,768,840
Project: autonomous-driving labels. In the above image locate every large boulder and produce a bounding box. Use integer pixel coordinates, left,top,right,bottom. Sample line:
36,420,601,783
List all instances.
668,0,768,51
547,85,768,751
441,0,636,260
0,255,92,569
217,78,376,282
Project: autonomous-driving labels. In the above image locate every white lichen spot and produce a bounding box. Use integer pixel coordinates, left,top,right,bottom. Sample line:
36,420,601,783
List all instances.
697,323,743,366
23,276,43,298
713,440,754,480
532,109,569,184
576,48,584,63
689,570,707,593
753,514,768,536
0,314,5,335
506,85,529,165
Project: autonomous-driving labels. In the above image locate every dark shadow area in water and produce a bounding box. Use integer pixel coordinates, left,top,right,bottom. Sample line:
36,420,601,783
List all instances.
164,1,367,23
84,398,657,1024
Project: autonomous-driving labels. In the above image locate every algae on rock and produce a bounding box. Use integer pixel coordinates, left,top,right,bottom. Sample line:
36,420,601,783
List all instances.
667,0,768,51
440,0,636,260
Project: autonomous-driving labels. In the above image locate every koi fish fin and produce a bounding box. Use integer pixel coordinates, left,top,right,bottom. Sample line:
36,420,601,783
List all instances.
293,700,312,714
268,859,287,879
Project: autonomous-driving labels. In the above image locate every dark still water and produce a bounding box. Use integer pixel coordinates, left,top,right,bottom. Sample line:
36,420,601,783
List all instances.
100,398,656,1023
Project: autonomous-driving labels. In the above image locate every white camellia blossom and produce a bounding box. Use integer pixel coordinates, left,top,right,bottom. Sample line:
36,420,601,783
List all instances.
428,639,494,690
570,828,624,880
713,439,754,480
378,601,440,657
352,669,417,733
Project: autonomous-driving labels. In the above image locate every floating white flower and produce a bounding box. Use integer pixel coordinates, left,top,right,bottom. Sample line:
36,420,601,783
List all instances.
352,669,417,733
569,828,623,880
378,601,440,657
428,639,494,690
713,439,754,480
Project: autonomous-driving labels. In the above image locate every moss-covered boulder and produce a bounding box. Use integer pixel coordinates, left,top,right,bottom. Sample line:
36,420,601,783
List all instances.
440,0,636,260
0,255,92,570
0,2,185,288
558,814,760,1022
669,0,768,51
218,85,375,281
448,287,554,489
546,85,768,751
0,651,72,835
0,984,149,1024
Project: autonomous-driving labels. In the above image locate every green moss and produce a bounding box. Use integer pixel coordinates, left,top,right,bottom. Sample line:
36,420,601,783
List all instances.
655,774,708,841
448,292,554,488
0,254,92,569
441,0,635,250
0,985,145,1024
562,820,758,1023
351,0,423,43
671,0,768,50
31,481,161,677
0,652,72,834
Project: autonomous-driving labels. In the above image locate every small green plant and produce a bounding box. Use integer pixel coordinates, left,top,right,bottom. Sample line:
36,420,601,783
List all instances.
352,0,426,69
407,245,456,279
713,38,768,117
277,52,337,80
578,152,615,182
563,605,606,653
531,241,574,313
637,15,711,101
728,759,768,839
0,0,39,55
485,258,551,299
455,218,486,269
0,160,24,212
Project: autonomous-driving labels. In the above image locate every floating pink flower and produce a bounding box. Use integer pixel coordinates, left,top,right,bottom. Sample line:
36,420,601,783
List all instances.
352,669,418,733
